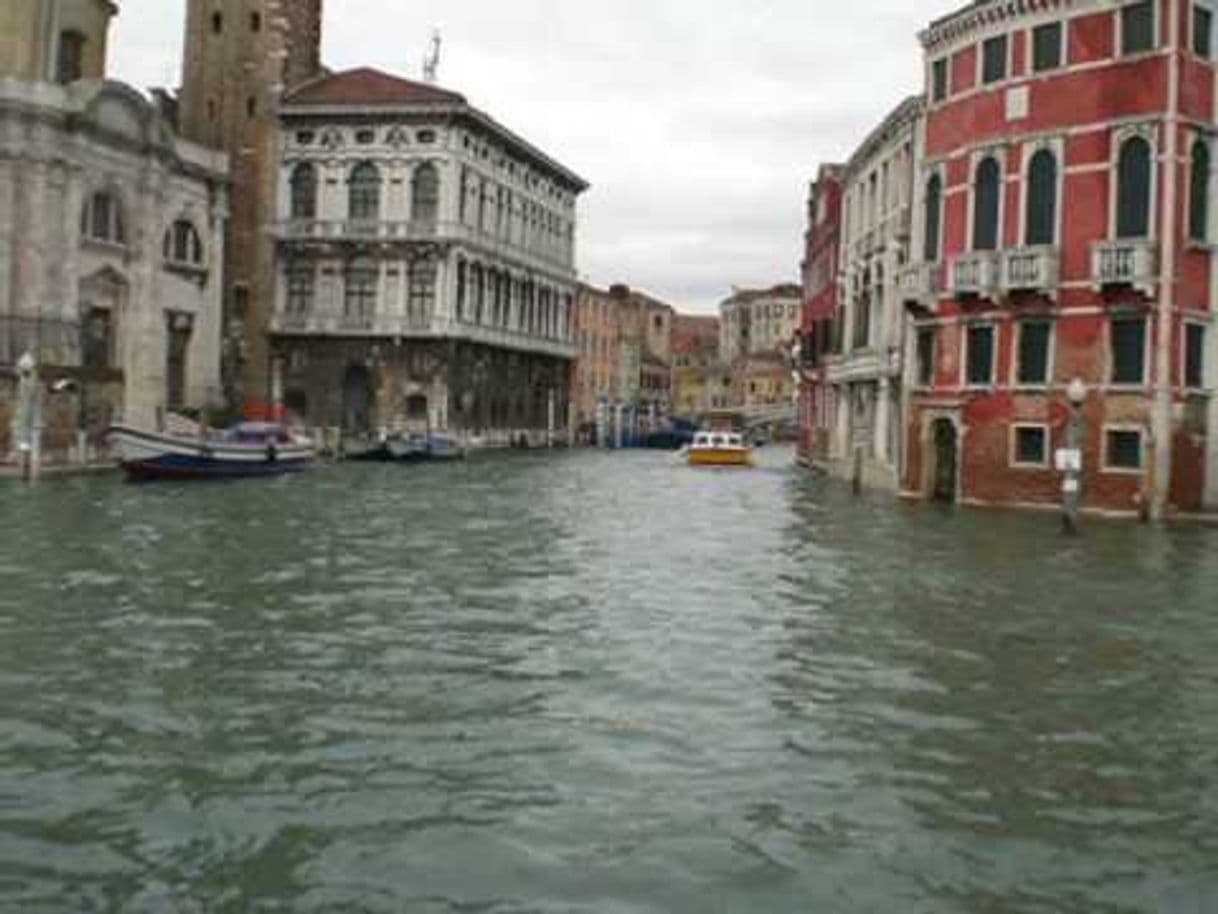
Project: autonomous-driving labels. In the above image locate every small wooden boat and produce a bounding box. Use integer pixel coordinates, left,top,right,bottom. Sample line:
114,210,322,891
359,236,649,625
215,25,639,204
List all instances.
109,422,316,481
688,430,753,468
346,433,466,464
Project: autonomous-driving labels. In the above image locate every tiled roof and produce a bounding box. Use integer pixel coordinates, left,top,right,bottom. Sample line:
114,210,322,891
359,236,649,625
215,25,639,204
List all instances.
284,67,466,107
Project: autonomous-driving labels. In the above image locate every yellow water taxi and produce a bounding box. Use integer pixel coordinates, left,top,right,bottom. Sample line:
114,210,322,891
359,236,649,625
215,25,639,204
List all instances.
688,430,754,468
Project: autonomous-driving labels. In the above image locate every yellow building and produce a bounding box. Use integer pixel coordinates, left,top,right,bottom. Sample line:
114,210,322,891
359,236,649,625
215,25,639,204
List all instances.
0,0,114,85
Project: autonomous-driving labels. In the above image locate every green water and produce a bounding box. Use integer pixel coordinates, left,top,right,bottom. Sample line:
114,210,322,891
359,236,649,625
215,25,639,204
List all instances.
1,448,1216,912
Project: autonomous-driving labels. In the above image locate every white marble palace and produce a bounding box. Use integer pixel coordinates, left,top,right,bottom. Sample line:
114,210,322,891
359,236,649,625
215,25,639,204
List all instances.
0,0,227,457
269,67,588,440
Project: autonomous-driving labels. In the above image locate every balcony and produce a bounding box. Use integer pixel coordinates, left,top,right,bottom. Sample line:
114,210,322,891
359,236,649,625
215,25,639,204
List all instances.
1091,240,1159,297
947,252,1000,299
898,262,939,307
1001,247,1059,298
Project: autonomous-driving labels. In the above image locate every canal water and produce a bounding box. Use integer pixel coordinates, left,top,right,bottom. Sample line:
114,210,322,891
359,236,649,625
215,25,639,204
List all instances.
1,448,1216,913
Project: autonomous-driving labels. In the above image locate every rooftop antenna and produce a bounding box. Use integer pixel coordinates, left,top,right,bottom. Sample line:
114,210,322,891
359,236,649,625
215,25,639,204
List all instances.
423,29,442,83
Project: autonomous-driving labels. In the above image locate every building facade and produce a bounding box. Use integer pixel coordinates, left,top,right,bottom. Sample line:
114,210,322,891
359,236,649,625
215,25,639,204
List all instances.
671,313,724,418
268,68,586,443
572,283,621,441
798,164,844,465
178,0,324,414
902,0,1218,517
1,0,227,461
613,284,674,433
826,97,921,490
720,284,801,413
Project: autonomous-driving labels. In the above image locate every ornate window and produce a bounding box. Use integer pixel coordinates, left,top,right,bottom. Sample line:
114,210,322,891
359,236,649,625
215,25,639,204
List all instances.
348,162,381,222
163,219,204,266
923,173,942,262
456,258,468,320
1025,149,1057,246
344,258,378,317
81,192,126,245
81,307,113,370
408,258,437,323
290,163,318,220
1116,136,1153,239
972,157,1001,251
286,260,314,313
1190,140,1210,242
411,163,440,224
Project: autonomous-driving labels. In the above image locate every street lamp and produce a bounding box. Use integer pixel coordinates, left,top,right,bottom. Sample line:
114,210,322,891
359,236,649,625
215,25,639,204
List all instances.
1061,377,1087,535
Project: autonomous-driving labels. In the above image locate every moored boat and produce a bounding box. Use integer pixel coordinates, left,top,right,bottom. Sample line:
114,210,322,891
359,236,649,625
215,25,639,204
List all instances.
346,433,467,464
687,430,753,468
109,422,316,481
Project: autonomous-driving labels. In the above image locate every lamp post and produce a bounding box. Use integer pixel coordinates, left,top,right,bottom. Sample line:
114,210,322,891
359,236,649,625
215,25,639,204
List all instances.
1061,377,1087,535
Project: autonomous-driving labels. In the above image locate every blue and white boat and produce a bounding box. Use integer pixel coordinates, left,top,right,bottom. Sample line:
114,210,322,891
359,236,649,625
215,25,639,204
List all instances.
108,422,316,481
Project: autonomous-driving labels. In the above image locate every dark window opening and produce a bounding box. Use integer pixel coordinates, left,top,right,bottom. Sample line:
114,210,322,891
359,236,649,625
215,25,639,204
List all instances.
1014,427,1048,465
1195,4,1214,56
982,34,1009,84
1025,149,1058,246
1186,323,1206,388
246,96,256,118
932,58,949,102
251,10,262,31
1117,137,1153,239
967,325,995,386
355,129,376,145
924,173,943,261
1122,1,1155,55
290,163,318,220
973,157,1001,251
1017,320,1052,385
1190,140,1210,242
1111,317,1147,384
917,327,936,387
349,162,382,221
164,220,204,265
1032,22,1063,72
1107,429,1143,469
82,307,113,370
211,11,223,34
287,261,314,314
56,31,86,85
411,163,440,224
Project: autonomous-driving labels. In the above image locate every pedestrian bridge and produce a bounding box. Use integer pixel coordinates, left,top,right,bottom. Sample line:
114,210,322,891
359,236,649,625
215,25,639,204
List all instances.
686,403,797,431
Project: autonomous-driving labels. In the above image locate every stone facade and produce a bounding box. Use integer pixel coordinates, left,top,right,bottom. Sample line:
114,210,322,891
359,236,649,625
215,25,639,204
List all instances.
798,164,843,465
177,0,323,414
825,97,921,491
671,313,725,418
0,0,113,85
0,26,227,462
612,284,674,431
572,283,622,437
719,284,801,413
268,68,587,443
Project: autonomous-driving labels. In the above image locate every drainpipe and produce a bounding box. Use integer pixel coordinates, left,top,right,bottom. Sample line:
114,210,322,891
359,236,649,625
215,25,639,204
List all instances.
1151,0,1182,521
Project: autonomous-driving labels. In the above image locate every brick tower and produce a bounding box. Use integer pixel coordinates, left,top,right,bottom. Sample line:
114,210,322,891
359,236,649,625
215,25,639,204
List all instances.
178,0,323,414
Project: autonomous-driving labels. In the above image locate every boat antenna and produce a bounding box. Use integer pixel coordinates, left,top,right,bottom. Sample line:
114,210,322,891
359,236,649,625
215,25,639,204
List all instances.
423,29,442,83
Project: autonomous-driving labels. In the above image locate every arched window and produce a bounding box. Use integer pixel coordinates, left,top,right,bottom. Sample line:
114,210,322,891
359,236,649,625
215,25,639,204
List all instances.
344,257,377,317
163,219,204,265
1025,149,1058,246
972,157,1001,251
1117,136,1152,239
456,258,467,321
348,162,381,222
471,263,485,324
81,192,126,245
286,259,315,314
411,162,440,224
290,163,318,220
1190,140,1210,242
923,173,942,262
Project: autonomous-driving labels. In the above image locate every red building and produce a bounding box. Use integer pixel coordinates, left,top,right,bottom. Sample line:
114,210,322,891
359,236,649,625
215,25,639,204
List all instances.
902,0,1218,518
798,164,844,466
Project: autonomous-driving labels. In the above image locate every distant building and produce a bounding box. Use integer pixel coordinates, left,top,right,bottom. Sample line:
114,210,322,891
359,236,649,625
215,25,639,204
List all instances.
612,284,675,431
826,96,921,490
267,68,587,442
719,284,801,412
1,0,228,461
798,164,844,466
572,283,621,440
671,313,724,417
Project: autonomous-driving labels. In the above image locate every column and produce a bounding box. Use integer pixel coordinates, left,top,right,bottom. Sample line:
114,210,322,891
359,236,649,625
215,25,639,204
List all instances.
875,376,891,465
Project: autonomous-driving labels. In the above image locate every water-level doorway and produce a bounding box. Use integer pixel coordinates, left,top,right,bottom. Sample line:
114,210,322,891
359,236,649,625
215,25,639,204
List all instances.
931,418,958,503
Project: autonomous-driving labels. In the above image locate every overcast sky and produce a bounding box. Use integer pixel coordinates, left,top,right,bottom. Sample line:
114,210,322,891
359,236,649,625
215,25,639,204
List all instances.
109,1,947,313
